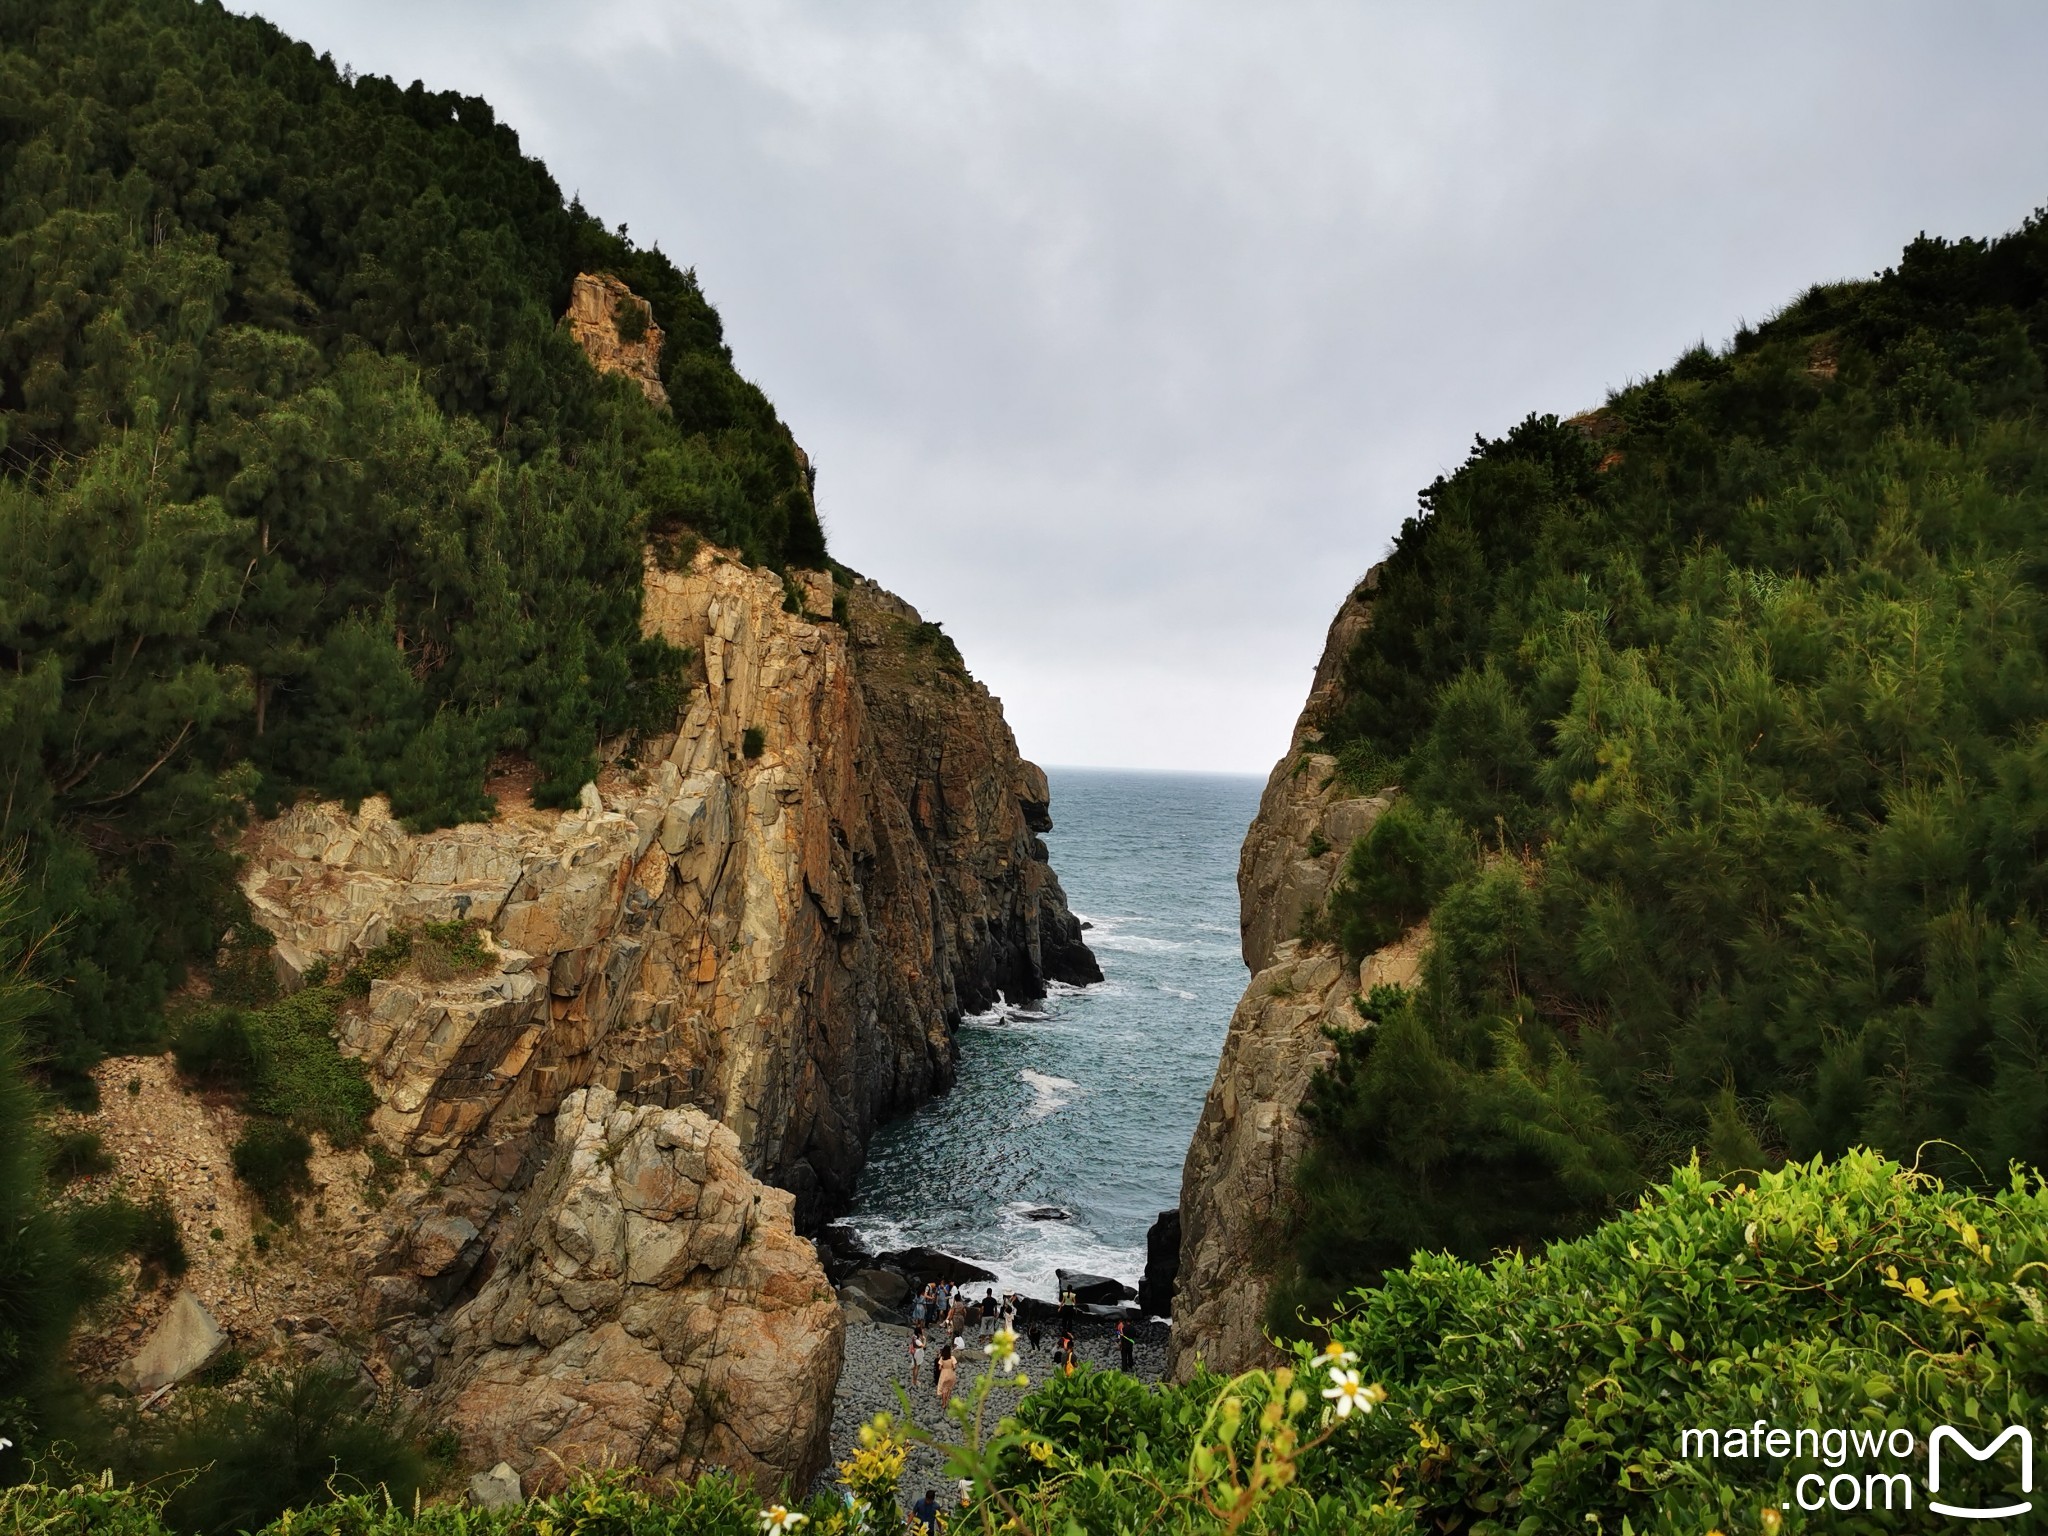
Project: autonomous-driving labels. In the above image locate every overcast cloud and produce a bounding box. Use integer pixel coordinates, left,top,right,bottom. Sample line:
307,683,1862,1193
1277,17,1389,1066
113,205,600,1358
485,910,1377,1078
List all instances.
241,2,2048,773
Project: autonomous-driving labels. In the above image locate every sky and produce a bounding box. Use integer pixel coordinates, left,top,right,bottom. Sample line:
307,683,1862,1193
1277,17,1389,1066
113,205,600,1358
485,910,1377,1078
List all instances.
241,2,2048,774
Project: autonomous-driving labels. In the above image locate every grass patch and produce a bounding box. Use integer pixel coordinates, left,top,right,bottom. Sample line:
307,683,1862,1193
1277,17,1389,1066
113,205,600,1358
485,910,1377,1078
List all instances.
411,919,492,983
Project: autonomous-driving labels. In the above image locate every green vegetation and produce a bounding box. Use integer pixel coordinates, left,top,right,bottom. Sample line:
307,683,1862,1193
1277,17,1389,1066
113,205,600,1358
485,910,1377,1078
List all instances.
47,1128,113,1184
141,1362,439,1536
10,1156,2032,1532
1287,209,2048,1317
0,0,825,1088
229,1119,314,1222
0,882,190,1455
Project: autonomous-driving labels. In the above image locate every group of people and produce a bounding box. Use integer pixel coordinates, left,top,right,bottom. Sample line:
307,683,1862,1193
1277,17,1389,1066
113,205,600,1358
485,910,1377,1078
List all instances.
907,1282,1021,1408
902,1280,1138,1409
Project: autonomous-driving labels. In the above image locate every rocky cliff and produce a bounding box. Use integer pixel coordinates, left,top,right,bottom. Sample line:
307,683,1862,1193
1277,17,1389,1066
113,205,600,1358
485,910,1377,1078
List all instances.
1165,569,1427,1381
122,274,1096,1495
223,538,1094,1488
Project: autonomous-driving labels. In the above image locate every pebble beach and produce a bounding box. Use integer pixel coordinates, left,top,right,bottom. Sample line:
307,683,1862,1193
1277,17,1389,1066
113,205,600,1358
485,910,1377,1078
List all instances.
814,1303,1171,1507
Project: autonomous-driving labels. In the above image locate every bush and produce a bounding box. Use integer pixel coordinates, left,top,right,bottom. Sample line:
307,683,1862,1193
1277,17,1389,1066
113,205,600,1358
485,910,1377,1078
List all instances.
1326,800,1471,962
231,1122,314,1222
147,1363,432,1535
49,1128,113,1183
1295,1151,2048,1533
412,920,493,983
173,1010,258,1090
178,989,373,1147
742,726,766,759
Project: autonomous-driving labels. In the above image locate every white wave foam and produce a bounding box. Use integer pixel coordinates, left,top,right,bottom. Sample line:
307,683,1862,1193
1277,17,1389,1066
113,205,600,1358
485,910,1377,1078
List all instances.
1019,1069,1080,1119
1090,932,1185,954
1157,984,1198,1000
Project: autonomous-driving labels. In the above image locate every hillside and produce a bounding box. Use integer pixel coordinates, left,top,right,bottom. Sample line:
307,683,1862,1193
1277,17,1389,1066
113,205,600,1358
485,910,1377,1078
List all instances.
0,0,823,1085
1161,208,2048,1337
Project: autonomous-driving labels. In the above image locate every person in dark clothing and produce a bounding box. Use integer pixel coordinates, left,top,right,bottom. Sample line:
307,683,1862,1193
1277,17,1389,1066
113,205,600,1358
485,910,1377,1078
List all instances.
1118,1320,1135,1372
910,1488,940,1532
1027,1316,1043,1354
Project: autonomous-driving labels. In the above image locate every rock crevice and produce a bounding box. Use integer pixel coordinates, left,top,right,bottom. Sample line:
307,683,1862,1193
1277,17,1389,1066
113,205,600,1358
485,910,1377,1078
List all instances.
1165,569,1428,1381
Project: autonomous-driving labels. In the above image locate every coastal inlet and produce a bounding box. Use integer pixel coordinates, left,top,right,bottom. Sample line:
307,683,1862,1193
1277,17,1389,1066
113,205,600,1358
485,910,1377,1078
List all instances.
839,767,1261,1301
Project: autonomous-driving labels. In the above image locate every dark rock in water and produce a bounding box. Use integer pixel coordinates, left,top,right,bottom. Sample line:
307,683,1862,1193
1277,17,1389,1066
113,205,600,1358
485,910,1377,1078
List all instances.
851,1267,911,1307
877,1247,997,1286
1137,1207,1181,1316
1022,1206,1070,1222
816,1223,873,1283
1057,1268,1135,1307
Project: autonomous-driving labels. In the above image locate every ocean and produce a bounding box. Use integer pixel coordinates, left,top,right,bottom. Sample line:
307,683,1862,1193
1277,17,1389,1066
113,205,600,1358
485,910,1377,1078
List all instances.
843,766,1265,1298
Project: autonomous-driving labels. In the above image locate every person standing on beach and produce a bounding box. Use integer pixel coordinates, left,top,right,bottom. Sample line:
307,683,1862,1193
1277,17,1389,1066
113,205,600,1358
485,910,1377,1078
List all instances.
936,1345,958,1409
911,1285,931,1328
1026,1316,1042,1354
910,1489,939,1533
910,1328,926,1384
979,1288,996,1339
1059,1333,1077,1375
1118,1320,1135,1373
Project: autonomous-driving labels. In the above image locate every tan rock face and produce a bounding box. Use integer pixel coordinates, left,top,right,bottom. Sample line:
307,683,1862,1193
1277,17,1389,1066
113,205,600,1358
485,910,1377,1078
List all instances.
242,545,1093,1222
1166,566,1427,1382
566,272,668,406
230,540,1095,1489
434,1087,841,1493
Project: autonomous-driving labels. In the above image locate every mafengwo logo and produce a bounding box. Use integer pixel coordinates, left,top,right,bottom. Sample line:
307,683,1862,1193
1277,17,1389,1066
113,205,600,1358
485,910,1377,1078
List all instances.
1927,1426,2032,1522
1679,1420,2034,1521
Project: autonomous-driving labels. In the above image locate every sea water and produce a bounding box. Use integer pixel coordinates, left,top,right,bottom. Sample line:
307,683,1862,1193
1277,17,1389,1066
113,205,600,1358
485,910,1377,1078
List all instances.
843,766,1264,1298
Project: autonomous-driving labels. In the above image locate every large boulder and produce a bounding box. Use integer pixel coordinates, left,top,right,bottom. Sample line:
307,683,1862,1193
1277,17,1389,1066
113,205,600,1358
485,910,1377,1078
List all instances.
876,1247,996,1287
1137,1208,1181,1317
431,1088,842,1494
116,1289,228,1395
1057,1269,1134,1307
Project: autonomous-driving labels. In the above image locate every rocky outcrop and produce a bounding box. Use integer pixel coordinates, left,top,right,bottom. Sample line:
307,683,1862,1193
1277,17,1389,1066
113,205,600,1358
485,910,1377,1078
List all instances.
566,272,668,406
842,577,1102,1011
244,546,1092,1224
233,539,1093,1489
207,272,1097,1493
434,1087,840,1493
1165,569,1428,1381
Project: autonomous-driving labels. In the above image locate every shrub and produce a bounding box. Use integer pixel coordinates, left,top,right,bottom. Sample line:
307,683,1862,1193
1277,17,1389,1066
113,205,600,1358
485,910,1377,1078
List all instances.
1326,800,1471,961
742,726,766,759
1293,1151,2048,1533
173,1010,258,1090
49,1128,113,1183
231,1121,314,1221
412,920,493,983
125,1191,190,1283
613,290,650,343
148,1363,432,1535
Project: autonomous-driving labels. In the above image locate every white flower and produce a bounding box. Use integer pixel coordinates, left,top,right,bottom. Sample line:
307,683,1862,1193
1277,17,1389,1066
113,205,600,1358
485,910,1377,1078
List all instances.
1321,1368,1386,1419
0,1437,12,1452
759,1505,809,1532
1318,1340,1359,1368
984,1325,1020,1373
